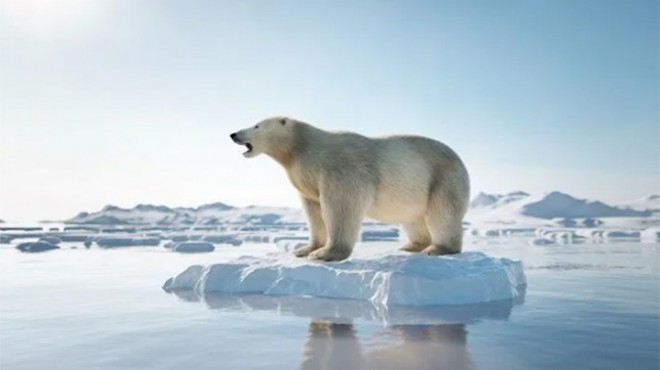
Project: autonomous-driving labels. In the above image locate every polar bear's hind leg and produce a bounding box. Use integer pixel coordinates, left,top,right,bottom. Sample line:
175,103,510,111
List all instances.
400,219,432,252
421,191,464,256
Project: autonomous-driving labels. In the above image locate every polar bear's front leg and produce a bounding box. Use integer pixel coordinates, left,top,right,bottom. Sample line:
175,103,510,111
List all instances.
294,198,327,258
308,184,371,262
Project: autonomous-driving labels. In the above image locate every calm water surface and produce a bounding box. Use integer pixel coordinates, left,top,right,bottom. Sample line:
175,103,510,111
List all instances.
1,239,658,370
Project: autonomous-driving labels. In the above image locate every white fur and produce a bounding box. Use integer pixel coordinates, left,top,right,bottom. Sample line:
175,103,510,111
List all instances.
231,117,470,261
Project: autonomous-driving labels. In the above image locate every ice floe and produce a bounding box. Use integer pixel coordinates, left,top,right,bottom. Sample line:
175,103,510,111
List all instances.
96,237,161,248
16,241,59,253
641,228,660,243
172,241,215,253
163,251,526,306
38,236,61,245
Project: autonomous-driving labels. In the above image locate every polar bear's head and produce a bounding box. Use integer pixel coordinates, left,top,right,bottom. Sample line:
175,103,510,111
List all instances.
230,117,295,159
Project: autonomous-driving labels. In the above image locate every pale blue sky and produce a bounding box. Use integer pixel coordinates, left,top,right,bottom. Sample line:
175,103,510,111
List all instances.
0,0,658,220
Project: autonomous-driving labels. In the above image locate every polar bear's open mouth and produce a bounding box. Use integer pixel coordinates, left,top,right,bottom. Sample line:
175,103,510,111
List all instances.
243,143,253,155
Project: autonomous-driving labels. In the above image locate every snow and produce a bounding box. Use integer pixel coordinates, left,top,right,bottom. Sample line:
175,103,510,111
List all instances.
469,191,530,208
618,195,660,212
522,192,651,219
61,192,660,242
67,203,305,226
163,250,526,306
465,191,660,238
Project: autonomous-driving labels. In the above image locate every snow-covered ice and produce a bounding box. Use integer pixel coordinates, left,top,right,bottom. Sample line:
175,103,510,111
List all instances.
163,250,526,306
466,191,658,231
641,228,660,243
64,190,659,231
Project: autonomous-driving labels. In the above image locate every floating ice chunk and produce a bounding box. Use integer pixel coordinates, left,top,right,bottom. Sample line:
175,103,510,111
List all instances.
244,235,271,243
202,234,242,246
534,229,586,244
57,234,92,242
603,230,641,240
96,237,160,248
163,252,526,306
172,241,215,253
38,236,61,245
480,229,503,237
469,227,537,238
16,241,59,253
529,237,555,246
641,228,660,243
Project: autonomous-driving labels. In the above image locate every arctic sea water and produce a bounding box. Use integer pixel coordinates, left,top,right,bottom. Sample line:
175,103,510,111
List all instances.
0,239,658,370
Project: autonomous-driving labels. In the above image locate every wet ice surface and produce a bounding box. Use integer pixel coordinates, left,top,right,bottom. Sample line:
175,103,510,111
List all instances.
1,239,658,370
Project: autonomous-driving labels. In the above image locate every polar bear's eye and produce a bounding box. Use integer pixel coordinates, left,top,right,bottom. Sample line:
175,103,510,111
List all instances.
255,125,259,129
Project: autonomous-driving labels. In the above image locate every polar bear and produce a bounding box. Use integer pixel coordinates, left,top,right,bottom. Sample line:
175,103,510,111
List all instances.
230,117,470,262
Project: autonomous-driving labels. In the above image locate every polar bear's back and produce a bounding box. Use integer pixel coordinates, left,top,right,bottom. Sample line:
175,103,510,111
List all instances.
365,135,470,223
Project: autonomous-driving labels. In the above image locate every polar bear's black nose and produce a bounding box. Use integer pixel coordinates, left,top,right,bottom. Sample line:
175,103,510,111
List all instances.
230,133,237,141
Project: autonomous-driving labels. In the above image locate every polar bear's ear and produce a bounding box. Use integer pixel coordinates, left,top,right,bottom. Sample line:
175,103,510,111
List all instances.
280,118,287,125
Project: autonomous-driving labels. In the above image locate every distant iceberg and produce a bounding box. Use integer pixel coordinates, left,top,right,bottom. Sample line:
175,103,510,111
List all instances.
163,251,526,307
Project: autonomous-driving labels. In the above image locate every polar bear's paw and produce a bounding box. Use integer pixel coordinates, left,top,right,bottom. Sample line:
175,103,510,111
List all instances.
293,245,321,258
308,246,351,262
420,245,460,256
400,242,430,253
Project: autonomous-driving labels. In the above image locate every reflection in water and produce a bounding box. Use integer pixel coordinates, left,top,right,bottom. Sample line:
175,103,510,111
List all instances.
299,320,472,370
166,288,526,370
168,286,526,325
